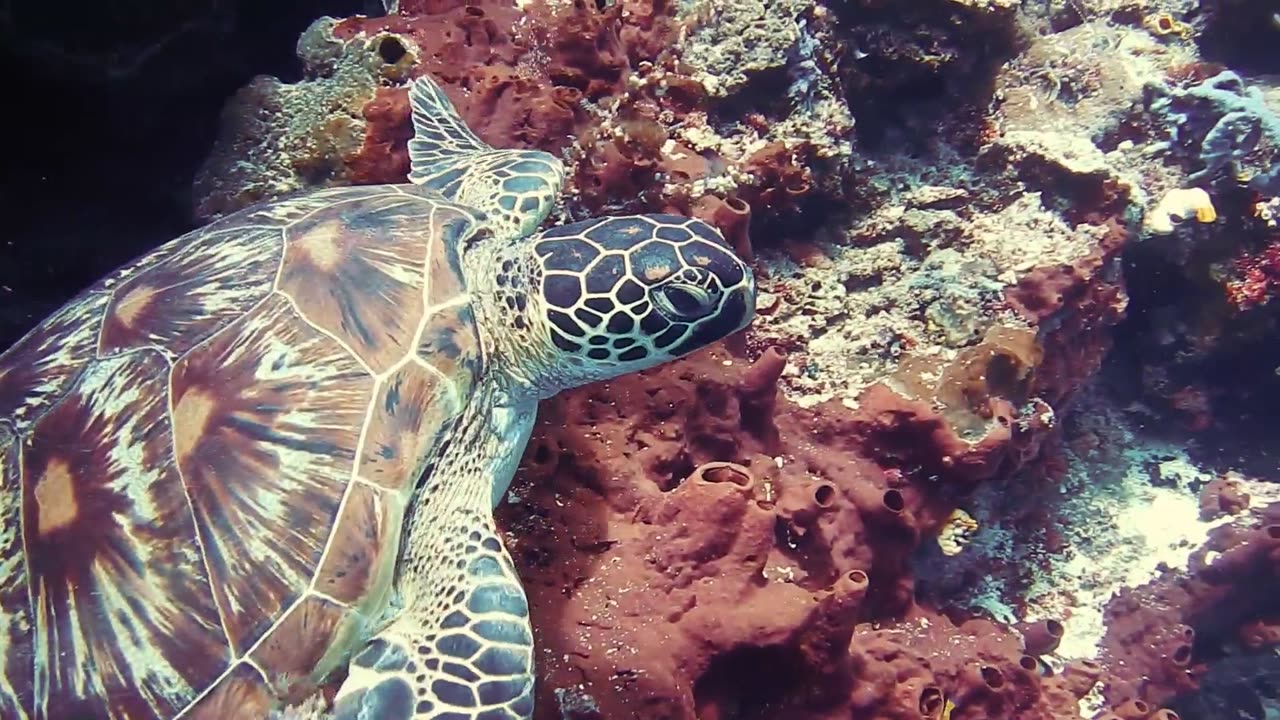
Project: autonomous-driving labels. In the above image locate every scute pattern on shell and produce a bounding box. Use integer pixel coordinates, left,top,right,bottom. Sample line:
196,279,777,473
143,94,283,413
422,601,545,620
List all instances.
0,292,112,434
0,420,32,720
169,292,371,658
23,350,228,719
98,226,281,358
0,184,487,719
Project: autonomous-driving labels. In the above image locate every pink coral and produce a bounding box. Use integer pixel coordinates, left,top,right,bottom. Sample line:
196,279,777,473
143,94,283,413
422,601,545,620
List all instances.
1224,235,1280,310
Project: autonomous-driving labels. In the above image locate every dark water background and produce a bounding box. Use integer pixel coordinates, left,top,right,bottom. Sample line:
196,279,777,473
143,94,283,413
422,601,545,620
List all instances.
0,0,377,350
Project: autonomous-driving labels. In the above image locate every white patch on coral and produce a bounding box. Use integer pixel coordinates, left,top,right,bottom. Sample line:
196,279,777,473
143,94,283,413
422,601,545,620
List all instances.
940,391,1280,717
1036,453,1214,658
1020,427,1268,668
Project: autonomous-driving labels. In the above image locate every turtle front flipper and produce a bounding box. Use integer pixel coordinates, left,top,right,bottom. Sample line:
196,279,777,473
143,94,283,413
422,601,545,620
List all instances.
333,393,537,720
406,73,565,239
331,515,534,720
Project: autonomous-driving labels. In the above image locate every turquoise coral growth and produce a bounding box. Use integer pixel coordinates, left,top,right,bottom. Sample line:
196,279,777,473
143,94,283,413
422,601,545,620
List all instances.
1145,70,1280,196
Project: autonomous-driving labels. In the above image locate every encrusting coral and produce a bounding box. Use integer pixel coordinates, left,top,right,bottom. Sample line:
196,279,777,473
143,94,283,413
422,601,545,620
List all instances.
1115,63,1280,430
194,0,857,256
1145,69,1280,195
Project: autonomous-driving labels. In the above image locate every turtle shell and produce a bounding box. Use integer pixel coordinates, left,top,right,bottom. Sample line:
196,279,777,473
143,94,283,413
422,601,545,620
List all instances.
0,184,488,720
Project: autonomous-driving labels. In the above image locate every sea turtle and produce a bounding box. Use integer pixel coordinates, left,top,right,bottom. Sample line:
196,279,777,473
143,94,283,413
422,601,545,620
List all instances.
0,72,756,720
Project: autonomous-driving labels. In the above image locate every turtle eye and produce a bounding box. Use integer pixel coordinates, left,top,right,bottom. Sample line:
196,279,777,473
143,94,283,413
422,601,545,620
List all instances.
655,283,715,320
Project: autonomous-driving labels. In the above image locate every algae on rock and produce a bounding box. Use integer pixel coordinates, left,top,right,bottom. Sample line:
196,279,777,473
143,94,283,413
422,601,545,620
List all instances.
676,0,817,99
192,17,409,221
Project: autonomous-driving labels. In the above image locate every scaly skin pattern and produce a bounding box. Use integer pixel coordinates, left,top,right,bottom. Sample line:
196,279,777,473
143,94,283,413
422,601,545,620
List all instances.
407,74,564,242
0,72,757,720
331,384,539,720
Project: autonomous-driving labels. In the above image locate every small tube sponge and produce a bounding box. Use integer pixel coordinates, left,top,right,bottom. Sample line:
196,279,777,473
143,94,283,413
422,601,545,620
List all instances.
937,508,979,556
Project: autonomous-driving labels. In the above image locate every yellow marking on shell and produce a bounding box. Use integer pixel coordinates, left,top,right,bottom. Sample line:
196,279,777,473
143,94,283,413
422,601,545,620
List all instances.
24,351,229,715
96,226,279,360
296,219,347,272
299,198,466,601
32,458,78,536
277,190,445,374
164,296,280,661
937,508,979,556
232,190,475,701
163,291,370,669
113,285,158,329
172,387,217,465
303,197,471,614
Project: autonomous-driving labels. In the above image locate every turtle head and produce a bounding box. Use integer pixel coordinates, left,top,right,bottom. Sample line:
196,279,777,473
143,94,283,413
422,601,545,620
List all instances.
483,214,756,397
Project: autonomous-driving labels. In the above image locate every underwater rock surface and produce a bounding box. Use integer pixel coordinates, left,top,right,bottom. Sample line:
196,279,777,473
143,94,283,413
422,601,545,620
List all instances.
45,0,1280,717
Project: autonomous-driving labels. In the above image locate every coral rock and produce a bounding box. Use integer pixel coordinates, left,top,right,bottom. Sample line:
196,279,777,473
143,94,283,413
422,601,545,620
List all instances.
193,0,857,241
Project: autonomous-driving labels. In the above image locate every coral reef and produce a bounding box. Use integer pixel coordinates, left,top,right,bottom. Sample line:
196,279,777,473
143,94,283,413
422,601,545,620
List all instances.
498,346,1102,719
828,0,1022,144
1112,64,1280,431
1165,648,1280,719
1099,506,1280,711
1145,69,1280,195
193,0,856,252
183,0,1280,718
915,385,1280,717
